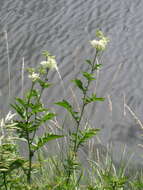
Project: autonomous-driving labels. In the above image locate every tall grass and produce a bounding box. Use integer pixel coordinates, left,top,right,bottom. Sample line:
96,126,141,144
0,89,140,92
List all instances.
4,30,11,98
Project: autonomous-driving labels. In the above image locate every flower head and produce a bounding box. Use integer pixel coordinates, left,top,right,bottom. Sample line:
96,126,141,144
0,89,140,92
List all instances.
90,30,109,51
28,72,40,82
40,56,57,70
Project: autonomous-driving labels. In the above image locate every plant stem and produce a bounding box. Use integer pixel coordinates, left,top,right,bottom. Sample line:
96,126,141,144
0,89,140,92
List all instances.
66,51,98,185
30,87,44,144
74,51,98,153
3,172,8,190
27,148,33,184
26,83,45,184
25,73,47,183
25,82,35,184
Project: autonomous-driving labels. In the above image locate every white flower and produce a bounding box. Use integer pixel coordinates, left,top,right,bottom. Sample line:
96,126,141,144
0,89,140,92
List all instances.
40,56,57,70
28,72,40,82
90,30,109,51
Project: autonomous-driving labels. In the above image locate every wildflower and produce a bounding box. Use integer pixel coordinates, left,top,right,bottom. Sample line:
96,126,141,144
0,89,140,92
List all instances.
40,56,57,70
90,30,109,51
28,72,40,82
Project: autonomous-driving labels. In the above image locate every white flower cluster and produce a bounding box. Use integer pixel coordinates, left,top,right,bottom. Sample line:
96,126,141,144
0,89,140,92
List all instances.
90,30,109,51
40,56,57,70
28,51,58,82
28,72,40,82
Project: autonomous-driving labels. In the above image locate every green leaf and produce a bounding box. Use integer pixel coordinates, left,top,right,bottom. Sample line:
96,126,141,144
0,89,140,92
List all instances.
16,97,27,107
13,121,30,137
27,101,49,115
55,100,79,122
25,89,39,100
11,103,25,119
83,94,104,105
134,181,143,188
40,112,56,122
42,50,51,57
55,100,72,111
94,64,102,70
38,79,51,88
96,30,104,38
82,72,95,81
29,102,42,113
72,128,100,150
33,133,64,151
9,158,25,171
64,156,80,173
72,79,86,92
85,59,92,66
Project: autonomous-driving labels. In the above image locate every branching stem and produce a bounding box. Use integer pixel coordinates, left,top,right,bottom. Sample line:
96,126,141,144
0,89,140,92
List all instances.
66,51,99,185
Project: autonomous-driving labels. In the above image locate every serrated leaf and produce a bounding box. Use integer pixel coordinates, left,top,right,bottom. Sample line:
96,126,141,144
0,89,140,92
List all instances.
33,133,64,151
16,97,26,107
72,79,86,92
85,59,92,66
55,100,79,122
82,72,95,81
72,128,100,150
55,100,72,111
41,112,56,122
83,94,104,105
10,103,25,119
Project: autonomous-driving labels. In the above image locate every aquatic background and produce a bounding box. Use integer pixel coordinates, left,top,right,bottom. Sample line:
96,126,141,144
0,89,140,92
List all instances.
0,0,143,164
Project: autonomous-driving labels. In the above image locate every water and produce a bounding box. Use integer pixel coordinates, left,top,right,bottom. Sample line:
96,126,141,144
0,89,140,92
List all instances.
0,0,143,164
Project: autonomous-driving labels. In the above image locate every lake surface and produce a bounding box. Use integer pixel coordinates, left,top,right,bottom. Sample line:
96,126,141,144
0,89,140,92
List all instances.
0,0,143,164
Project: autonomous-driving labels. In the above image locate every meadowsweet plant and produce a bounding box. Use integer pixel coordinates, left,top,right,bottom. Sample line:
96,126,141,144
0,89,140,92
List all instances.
55,30,109,186
9,52,64,184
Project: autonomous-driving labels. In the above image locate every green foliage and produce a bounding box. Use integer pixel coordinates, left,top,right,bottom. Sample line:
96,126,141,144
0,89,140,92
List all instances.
102,174,127,189
82,72,96,81
0,119,26,189
54,32,106,185
55,100,80,122
38,79,51,89
85,59,92,66
94,63,102,70
0,142,25,173
71,128,100,150
72,79,86,93
1,30,142,190
33,133,64,151
83,94,105,105
9,53,64,185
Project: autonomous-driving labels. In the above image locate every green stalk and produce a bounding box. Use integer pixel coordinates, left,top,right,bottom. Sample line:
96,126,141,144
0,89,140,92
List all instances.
27,145,33,184
26,82,45,184
66,51,99,185
74,51,98,154
25,82,35,184
30,87,44,144
3,172,8,190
